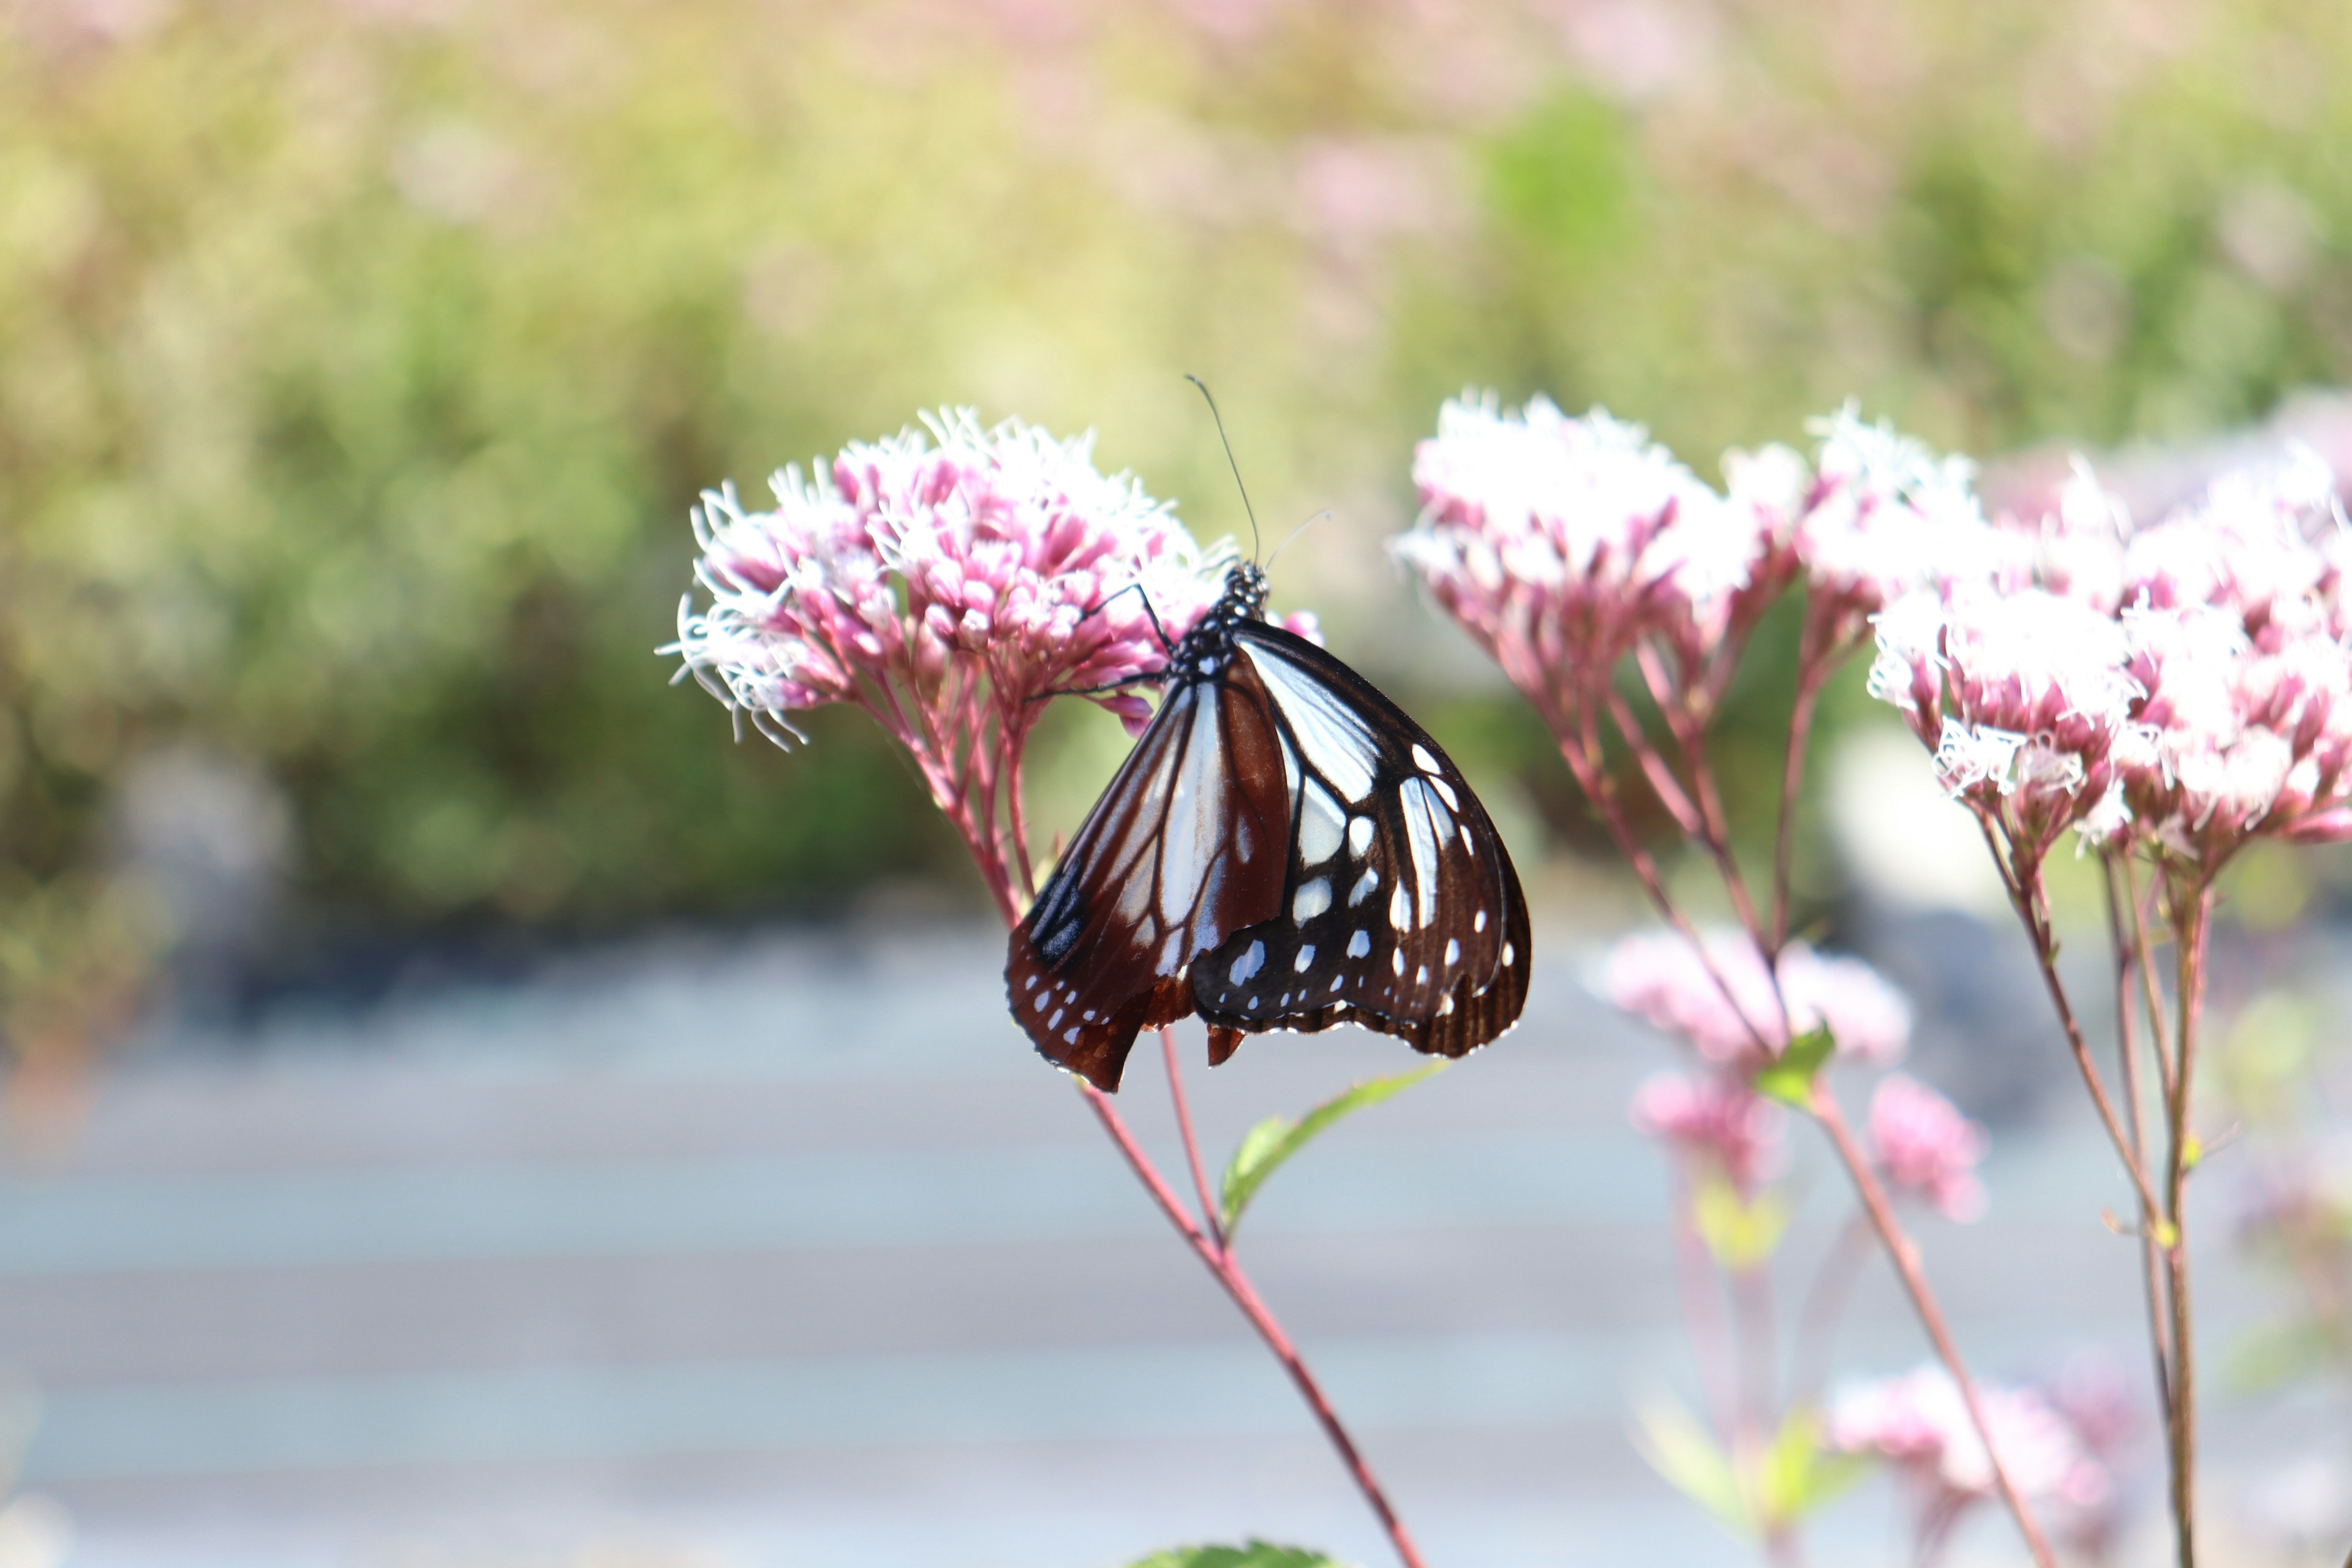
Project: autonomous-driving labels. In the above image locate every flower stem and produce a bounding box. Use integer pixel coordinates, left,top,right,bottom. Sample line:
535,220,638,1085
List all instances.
2163,883,2212,1568
1081,1078,1428,1568
1770,636,1829,956
1808,1087,2061,1568
2101,856,2176,1423
1162,1027,1227,1252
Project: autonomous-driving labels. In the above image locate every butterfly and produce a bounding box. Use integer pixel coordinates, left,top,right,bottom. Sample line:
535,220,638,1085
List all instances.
1006,560,1531,1091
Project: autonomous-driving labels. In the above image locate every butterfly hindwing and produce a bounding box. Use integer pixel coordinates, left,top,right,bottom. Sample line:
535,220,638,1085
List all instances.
1006,668,1291,1090
1188,622,1531,1060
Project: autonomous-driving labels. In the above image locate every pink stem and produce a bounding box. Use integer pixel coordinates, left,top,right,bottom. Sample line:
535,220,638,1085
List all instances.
2101,855,2176,1423
1082,1082,1429,1568
1770,631,1830,955
1811,1088,2060,1568
2163,883,2212,1568
1161,1027,1227,1252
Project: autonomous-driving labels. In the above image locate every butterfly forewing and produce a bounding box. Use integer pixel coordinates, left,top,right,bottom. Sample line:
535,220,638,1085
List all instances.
1007,669,1290,1090
1188,623,1532,1060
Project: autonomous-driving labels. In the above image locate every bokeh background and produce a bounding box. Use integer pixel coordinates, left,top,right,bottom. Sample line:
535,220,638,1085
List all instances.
2,0,2351,1564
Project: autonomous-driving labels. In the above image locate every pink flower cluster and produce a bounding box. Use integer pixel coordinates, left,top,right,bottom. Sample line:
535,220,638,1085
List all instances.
1870,446,2352,867
1868,1073,1989,1221
1629,1070,1785,1191
672,409,1224,746
1799,405,2002,630
1601,929,1912,1072
1828,1365,2111,1515
1394,396,1793,710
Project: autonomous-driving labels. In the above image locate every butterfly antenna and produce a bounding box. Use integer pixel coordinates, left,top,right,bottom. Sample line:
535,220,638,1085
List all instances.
1185,374,1261,564
1266,508,1330,571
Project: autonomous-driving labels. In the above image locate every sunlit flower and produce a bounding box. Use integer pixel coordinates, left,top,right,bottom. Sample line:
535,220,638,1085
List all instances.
1869,1074,1989,1221
1828,1365,2109,1512
1630,1069,1785,1190
1798,405,1999,628
1395,395,1775,718
1601,929,1910,1072
672,409,1224,748
1868,581,2142,853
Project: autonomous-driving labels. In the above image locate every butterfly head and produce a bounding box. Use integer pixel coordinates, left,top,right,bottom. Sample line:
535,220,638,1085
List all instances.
1219,562,1269,622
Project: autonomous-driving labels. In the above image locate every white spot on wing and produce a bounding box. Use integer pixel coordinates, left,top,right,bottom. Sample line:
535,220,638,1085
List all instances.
1430,775,1459,811
1293,877,1332,922
1231,941,1265,984
1349,866,1379,907
1156,692,1224,927
1158,927,1184,975
1412,744,1441,773
1502,941,1516,965
1297,780,1346,866
1346,929,1370,959
1388,883,1411,932
1400,780,1441,929
1294,945,1316,972
1347,816,1373,858
1474,910,1488,933
1445,938,1460,965
1391,949,1404,976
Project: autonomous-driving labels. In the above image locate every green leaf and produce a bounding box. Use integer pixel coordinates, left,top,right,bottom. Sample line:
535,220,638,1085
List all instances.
1692,1179,1790,1271
1757,1408,1870,1524
1218,1063,1447,1236
1754,1026,1836,1107
1123,1543,1349,1568
1632,1396,1752,1537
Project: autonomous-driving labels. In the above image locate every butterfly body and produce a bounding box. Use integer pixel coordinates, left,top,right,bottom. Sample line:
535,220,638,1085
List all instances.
1008,564,1530,1091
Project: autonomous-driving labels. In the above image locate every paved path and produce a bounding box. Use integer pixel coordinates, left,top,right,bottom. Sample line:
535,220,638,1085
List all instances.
0,918,2331,1567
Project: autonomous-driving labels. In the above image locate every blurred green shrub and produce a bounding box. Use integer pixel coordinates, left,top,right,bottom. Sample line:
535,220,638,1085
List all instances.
2,0,2350,1024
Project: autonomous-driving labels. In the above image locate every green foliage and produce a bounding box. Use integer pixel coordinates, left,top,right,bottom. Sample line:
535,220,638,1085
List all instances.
1125,1544,1347,1568
11,0,2352,1025
1755,1027,1836,1109
1219,1063,1446,1237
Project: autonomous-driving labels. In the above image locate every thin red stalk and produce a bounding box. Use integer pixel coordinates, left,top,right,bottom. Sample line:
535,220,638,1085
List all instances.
1603,684,1706,840
1082,1083,1429,1568
2002,859,2165,1220
1161,1027,1227,1254
1811,1088,2061,1568
1615,660,1766,948
1770,637,1829,955
2163,884,2212,1568
2101,856,2176,1423
2125,856,2181,1105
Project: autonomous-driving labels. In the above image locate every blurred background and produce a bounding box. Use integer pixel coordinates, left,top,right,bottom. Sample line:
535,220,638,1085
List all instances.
2,0,2352,1563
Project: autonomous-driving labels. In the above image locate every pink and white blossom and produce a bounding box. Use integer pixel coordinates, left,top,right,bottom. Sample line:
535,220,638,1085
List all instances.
1828,1365,2109,1512
1600,929,1910,1071
1395,396,1780,712
1798,405,2000,624
673,410,1224,748
1629,1069,1785,1189
1868,1073,1989,1222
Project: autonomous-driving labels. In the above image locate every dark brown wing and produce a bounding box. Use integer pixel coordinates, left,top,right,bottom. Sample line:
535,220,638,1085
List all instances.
1189,622,1531,1062
1006,662,1292,1091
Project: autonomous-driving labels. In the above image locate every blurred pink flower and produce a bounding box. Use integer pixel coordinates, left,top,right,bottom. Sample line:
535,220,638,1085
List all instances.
1828,1365,2109,1513
672,409,1223,748
1601,929,1910,1072
1394,396,1780,717
1798,405,1999,630
1629,1069,1785,1189
1868,1073,1989,1221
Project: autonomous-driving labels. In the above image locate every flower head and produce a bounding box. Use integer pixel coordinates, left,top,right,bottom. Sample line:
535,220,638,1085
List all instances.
1799,405,1999,627
1868,1074,1989,1221
1395,395,1777,718
1630,1069,1785,1189
1828,1365,2109,1513
1601,929,1910,1073
674,410,1222,747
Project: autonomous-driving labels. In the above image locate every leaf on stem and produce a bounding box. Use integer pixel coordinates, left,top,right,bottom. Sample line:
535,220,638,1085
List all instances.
1758,1407,1870,1523
1755,1025,1836,1107
1692,1177,1790,1270
1125,1544,1349,1568
1632,1395,1751,1536
1218,1063,1447,1236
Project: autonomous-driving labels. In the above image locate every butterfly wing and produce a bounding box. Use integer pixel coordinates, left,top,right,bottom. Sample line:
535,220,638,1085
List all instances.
1006,667,1292,1091
1189,621,1531,1061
